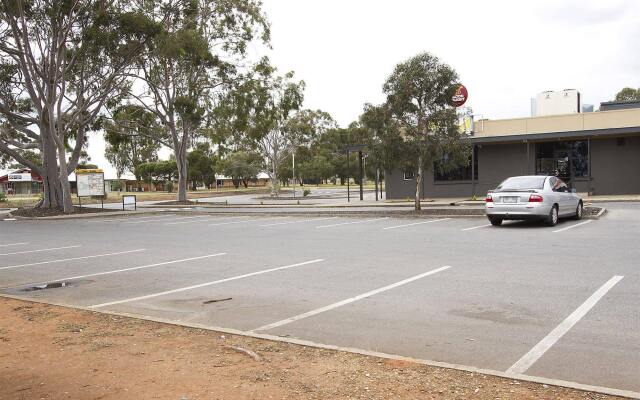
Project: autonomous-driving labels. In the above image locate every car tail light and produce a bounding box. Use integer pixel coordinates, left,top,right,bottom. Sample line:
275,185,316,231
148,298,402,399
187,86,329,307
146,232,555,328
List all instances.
485,194,493,203
529,194,543,202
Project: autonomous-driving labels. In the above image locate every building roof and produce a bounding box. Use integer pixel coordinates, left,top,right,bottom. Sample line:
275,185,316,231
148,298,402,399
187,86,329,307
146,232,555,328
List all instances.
470,107,640,145
468,125,640,144
0,168,43,182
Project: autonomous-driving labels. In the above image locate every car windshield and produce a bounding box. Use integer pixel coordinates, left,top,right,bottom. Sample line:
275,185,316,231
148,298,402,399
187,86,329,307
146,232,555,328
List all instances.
496,176,546,191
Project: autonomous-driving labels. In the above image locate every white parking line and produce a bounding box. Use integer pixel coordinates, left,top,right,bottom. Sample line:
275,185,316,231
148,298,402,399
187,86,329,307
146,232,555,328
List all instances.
0,249,146,270
253,265,452,332
506,275,624,375
382,218,451,230
552,220,593,233
462,223,492,231
89,258,324,309
316,217,389,229
125,215,206,224
208,217,287,226
0,245,80,257
165,216,247,226
92,214,177,223
0,242,28,247
46,253,226,282
260,217,337,227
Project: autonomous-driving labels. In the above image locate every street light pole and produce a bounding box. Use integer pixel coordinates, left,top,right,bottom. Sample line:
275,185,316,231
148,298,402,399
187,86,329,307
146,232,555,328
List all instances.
347,150,350,202
292,152,296,198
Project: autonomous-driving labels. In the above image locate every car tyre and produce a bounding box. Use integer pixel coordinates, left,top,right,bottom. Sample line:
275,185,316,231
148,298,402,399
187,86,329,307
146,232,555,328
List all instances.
546,205,559,226
488,217,502,226
573,202,583,220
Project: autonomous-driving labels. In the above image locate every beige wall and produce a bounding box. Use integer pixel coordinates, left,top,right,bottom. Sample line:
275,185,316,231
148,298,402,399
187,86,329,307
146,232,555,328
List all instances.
475,108,640,137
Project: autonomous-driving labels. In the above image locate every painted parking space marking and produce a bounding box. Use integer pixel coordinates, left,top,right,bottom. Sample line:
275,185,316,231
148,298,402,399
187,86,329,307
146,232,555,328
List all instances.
462,223,492,231
89,258,324,309
0,242,28,247
252,265,452,332
316,217,389,229
260,217,337,227
92,214,177,223
0,245,80,257
40,253,227,283
208,217,287,227
0,249,146,271
382,218,451,230
506,275,624,375
164,216,247,226
125,215,206,224
552,220,594,233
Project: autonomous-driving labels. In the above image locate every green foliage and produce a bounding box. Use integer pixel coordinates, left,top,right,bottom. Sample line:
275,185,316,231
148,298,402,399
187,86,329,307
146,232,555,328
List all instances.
219,150,262,188
381,52,469,207
0,192,6,202
103,105,162,182
110,180,123,192
138,160,178,183
303,189,311,197
187,143,217,189
614,87,640,102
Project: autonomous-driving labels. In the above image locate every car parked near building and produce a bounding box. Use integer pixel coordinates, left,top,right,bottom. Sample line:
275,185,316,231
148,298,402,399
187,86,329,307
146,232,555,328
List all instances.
485,175,583,226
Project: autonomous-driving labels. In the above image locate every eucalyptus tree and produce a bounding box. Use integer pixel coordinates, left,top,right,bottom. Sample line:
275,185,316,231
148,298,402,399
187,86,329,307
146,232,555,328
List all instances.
615,87,640,102
383,52,466,210
213,62,304,196
0,0,158,211
129,0,269,202
219,149,262,188
103,105,162,189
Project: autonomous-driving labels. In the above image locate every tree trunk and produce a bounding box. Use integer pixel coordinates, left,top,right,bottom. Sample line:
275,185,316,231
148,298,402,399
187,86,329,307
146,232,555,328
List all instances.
270,160,279,197
56,144,74,213
40,129,63,209
176,148,188,202
415,156,422,211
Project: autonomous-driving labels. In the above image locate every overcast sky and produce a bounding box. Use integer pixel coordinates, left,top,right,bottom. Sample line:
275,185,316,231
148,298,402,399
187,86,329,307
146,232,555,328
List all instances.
85,0,640,178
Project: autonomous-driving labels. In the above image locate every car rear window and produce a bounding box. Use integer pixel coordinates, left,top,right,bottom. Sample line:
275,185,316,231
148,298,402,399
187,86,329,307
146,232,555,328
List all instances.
496,176,546,191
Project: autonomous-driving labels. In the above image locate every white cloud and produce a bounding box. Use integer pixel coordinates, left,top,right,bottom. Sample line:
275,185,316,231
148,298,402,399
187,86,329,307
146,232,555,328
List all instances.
88,0,640,175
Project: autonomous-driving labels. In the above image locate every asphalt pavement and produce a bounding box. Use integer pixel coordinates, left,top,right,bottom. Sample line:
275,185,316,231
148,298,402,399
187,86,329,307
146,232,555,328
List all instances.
0,202,638,397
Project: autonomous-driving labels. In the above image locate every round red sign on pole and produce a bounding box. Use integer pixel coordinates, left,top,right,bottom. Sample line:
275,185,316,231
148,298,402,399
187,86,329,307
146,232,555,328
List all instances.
452,84,468,107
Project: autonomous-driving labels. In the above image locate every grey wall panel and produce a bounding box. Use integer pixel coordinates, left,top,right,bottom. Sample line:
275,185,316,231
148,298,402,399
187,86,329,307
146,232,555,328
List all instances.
384,137,640,198
590,137,640,195
386,143,534,199
385,170,418,200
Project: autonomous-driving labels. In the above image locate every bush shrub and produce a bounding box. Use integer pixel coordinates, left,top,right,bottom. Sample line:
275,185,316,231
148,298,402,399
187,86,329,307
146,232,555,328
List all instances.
303,189,311,197
0,192,6,202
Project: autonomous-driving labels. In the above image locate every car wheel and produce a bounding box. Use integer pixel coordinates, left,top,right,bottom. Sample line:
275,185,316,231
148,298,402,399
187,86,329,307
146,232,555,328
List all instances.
573,202,583,220
488,217,502,226
546,205,559,226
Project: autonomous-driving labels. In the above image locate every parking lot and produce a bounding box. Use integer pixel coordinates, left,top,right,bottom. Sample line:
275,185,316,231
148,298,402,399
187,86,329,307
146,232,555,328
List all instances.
1,203,639,397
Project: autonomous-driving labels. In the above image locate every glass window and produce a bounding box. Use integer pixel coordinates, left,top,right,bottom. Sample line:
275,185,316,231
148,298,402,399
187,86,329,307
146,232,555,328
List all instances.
434,147,478,182
536,140,589,180
497,176,547,191
403,171,414,180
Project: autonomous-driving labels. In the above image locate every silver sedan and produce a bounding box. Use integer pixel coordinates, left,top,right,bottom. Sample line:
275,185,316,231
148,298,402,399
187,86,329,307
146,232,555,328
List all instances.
485,175,583,226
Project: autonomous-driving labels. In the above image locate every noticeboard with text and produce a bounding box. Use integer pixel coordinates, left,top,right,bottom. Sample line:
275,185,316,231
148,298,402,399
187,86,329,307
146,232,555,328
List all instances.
77,171,105,197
